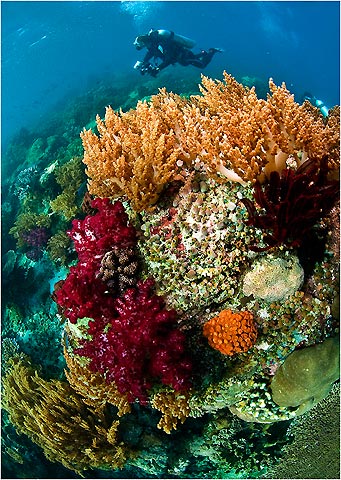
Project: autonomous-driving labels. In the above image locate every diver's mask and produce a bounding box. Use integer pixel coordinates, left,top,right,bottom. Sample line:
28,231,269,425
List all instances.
134,36,145,50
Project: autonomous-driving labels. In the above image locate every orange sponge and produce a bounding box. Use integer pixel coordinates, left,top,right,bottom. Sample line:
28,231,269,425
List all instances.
203,309,257,356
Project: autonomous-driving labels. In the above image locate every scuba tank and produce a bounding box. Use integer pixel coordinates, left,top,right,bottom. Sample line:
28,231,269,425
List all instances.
303,93,329,117
151,29,196,49
314,99,329,118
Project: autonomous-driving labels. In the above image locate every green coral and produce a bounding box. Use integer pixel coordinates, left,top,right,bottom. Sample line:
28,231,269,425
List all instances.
46,231,72,265
270,336,340,414
50,189,81,221
138,173,257,313
53,156,84,189
50,157,86,220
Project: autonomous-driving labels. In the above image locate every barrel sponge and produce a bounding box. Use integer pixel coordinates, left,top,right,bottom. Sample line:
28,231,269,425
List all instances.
242,254,304,302
270,336,340,415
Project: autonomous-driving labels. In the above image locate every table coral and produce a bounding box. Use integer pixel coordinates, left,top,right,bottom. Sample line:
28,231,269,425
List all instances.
203,309,257,356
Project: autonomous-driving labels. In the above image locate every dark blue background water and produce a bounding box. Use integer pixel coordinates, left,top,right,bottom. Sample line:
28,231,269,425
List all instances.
2,1,340,151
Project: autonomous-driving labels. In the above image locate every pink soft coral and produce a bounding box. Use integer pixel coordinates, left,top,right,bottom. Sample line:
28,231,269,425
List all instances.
75,278,192,404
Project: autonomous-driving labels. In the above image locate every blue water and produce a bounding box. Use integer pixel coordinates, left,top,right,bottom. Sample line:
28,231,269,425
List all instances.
2,1,340,153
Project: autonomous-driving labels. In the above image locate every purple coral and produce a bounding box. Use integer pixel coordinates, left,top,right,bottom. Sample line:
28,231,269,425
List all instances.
21,226,50,260
242,157,339,251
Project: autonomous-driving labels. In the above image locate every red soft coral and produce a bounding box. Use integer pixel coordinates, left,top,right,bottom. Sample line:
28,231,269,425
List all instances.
74,278,193,404
69,198,136,262
54,198,192,403
55,199,136,323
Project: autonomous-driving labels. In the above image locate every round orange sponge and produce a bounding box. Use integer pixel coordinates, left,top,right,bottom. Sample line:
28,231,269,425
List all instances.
203,309,257,356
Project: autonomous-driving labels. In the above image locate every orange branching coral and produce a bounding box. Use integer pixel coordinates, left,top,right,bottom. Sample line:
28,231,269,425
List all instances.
151,389,191,434
81,101,182,212
64,348,131,417
2,355,130,475
203,309,257,356
81,72,339,212
193,73,339,181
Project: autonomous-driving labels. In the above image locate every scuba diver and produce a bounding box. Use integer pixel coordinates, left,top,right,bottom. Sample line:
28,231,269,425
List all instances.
303,92,329,117
133,29,223,77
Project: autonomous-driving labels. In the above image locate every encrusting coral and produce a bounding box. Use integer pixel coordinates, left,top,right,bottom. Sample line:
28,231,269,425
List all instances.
242,253,304,302
270,336,340,414
203,309,258,356
81,72,339,212
137,172,256,313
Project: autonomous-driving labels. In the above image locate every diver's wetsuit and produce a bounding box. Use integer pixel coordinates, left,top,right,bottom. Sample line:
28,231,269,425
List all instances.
137,30,221,75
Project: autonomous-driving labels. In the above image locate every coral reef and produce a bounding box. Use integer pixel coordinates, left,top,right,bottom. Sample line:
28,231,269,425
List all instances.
203,309,258,356
2,71,340,479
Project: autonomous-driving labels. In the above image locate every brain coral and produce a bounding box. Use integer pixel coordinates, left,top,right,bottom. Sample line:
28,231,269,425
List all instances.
203,309,257,356
242,254,304,302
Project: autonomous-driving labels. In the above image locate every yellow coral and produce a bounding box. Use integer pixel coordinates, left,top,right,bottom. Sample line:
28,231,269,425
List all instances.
64,347,131,417
2,355,130,475
81,72,339,212
203,309,257,356
151,389,191,434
